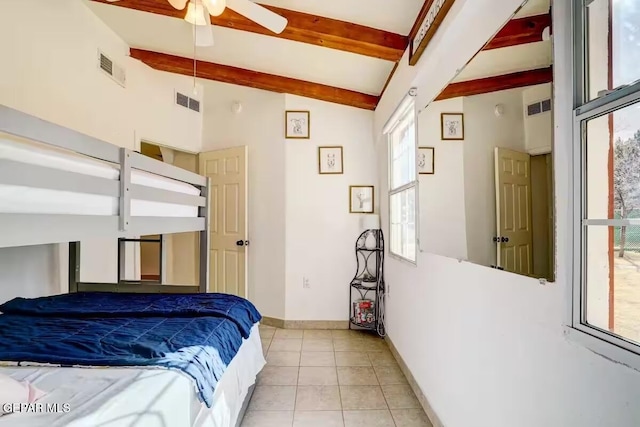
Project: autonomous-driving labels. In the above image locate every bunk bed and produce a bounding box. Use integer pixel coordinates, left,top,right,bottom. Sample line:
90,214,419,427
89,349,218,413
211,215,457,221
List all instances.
0,105,265,427
0,104,209,293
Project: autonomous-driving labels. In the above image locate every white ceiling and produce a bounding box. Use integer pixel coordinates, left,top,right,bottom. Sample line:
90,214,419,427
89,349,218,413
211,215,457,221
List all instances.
452,40,552,83
254,0,424,34
86,0,550,98
514,0,550,18
85,0,423,96
450,0,551,83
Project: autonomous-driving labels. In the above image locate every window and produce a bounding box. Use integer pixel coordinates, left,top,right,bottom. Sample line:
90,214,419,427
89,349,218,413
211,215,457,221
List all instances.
572,0,640,362
385,91,418,263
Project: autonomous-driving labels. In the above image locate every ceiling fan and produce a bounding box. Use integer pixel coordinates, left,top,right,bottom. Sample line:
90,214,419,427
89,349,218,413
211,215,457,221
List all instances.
108,0,288,47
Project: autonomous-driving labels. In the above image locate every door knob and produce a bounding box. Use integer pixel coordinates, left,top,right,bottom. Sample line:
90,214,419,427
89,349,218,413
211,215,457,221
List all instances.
236,240,244,247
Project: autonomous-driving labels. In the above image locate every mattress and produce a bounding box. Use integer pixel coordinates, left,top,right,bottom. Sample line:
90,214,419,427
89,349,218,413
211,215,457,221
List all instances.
0,136,200,217
0,324,266,427
0,292,262,338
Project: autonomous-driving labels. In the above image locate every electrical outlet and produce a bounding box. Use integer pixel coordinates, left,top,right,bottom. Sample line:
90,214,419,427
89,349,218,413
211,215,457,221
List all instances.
303,277,310,289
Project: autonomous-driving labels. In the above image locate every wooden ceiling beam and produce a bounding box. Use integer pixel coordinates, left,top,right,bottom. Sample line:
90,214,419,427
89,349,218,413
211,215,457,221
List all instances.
91,0,407,61
483,13,551,51
130,49,379,110
435,67,553,101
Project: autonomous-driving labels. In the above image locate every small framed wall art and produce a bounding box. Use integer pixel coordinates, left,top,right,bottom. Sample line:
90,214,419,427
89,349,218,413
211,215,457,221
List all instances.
418,147,435,175
440,112,464,140
318,146,344,174
285,110,310,139
349,185,374,214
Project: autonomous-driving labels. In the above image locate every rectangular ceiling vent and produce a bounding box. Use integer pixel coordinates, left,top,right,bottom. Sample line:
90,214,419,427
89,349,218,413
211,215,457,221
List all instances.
175,91,201,113
526,98,552,117
98,50,126,88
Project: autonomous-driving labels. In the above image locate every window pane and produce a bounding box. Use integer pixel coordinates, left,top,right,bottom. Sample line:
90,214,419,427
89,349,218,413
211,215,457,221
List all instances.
585,225,640,345
587,0,640,101
586,99,640,219
390,187,416,262
390,114,416,190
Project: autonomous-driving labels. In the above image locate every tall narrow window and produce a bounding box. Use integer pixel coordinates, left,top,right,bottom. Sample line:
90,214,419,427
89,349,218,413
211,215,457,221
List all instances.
385,91,418,263
571,0,640,363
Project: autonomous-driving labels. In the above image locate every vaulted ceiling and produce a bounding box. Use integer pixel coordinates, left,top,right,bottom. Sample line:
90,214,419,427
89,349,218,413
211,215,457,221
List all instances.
86,0,421,107
437,0,552,101
86,0,551,110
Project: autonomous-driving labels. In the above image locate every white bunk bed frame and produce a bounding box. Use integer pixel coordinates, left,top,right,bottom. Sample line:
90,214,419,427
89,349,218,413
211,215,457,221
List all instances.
0,105,209,294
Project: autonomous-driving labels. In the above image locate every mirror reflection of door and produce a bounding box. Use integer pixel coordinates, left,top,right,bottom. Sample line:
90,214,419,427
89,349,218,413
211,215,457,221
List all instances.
494,148,553,279
417,0,555,281
494,147,533,276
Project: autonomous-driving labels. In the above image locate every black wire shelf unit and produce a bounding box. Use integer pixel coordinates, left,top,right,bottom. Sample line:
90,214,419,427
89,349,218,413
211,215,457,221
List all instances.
349,229,385,336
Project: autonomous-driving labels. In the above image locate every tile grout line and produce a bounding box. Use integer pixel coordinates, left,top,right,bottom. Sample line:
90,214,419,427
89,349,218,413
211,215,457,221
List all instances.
335,349,346,426
291,364,300,427
254,329,424,427
371,348,397,427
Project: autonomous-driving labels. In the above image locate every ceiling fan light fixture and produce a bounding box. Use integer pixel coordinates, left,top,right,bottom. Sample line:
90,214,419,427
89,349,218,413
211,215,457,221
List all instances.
203,0,226,16
184,0,209,26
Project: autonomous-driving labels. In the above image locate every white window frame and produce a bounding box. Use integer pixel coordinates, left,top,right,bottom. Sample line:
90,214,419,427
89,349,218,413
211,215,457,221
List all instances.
568,0,640,369
385,89,419,264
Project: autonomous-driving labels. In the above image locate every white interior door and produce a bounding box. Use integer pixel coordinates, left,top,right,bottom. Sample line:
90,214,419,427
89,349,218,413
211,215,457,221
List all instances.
199,147,248,297
494,147,533,276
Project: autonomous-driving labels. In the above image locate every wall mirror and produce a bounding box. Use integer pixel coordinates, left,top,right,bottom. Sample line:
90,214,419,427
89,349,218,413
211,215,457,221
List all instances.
417,0,555,281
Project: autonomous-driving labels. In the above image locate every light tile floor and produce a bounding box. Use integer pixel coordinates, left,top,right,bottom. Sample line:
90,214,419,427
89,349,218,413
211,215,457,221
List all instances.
241,325,433,427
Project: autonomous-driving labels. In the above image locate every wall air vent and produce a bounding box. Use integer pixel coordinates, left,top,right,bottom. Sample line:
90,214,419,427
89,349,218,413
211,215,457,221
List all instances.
175,91,201,113
541,99,552,112
188,98,200,113
176,92,189,108
97,50,126,87
526,98,552,117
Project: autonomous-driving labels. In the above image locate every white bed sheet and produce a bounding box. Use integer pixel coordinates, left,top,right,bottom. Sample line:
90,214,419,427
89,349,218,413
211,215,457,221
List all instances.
0,324,265,427
0,137,200,217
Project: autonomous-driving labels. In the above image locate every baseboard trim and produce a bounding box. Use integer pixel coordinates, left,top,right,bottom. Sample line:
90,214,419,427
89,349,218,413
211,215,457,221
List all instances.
260,317,349,330
260,317,285,328
284,320,349,330
385,335,444,427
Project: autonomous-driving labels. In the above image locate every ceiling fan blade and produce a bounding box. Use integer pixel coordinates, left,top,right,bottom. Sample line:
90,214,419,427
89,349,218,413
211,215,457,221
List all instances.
168,0,189,9
194,21,214,46
226,0,287,34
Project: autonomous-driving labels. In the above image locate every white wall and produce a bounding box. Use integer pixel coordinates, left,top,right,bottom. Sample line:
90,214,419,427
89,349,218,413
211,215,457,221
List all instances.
201,82,287,320
374,0,640,426
0,0,203,293
463,88,527,267
0,0,202,153
284,95,376,321
201,84,377,321
417,98,467,260
523,83,553,154
0,246,60,303
374,0,525,138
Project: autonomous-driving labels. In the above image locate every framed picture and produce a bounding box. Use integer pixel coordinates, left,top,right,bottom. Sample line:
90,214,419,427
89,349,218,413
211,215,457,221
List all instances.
441,112,464,140
285,110,310,139
418,147,435,175
318,146,343,174
349,185,374,214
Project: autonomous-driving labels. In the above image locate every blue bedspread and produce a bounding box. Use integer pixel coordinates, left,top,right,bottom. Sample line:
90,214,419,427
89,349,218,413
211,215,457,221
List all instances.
0,292,261,338
0,314,244,408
